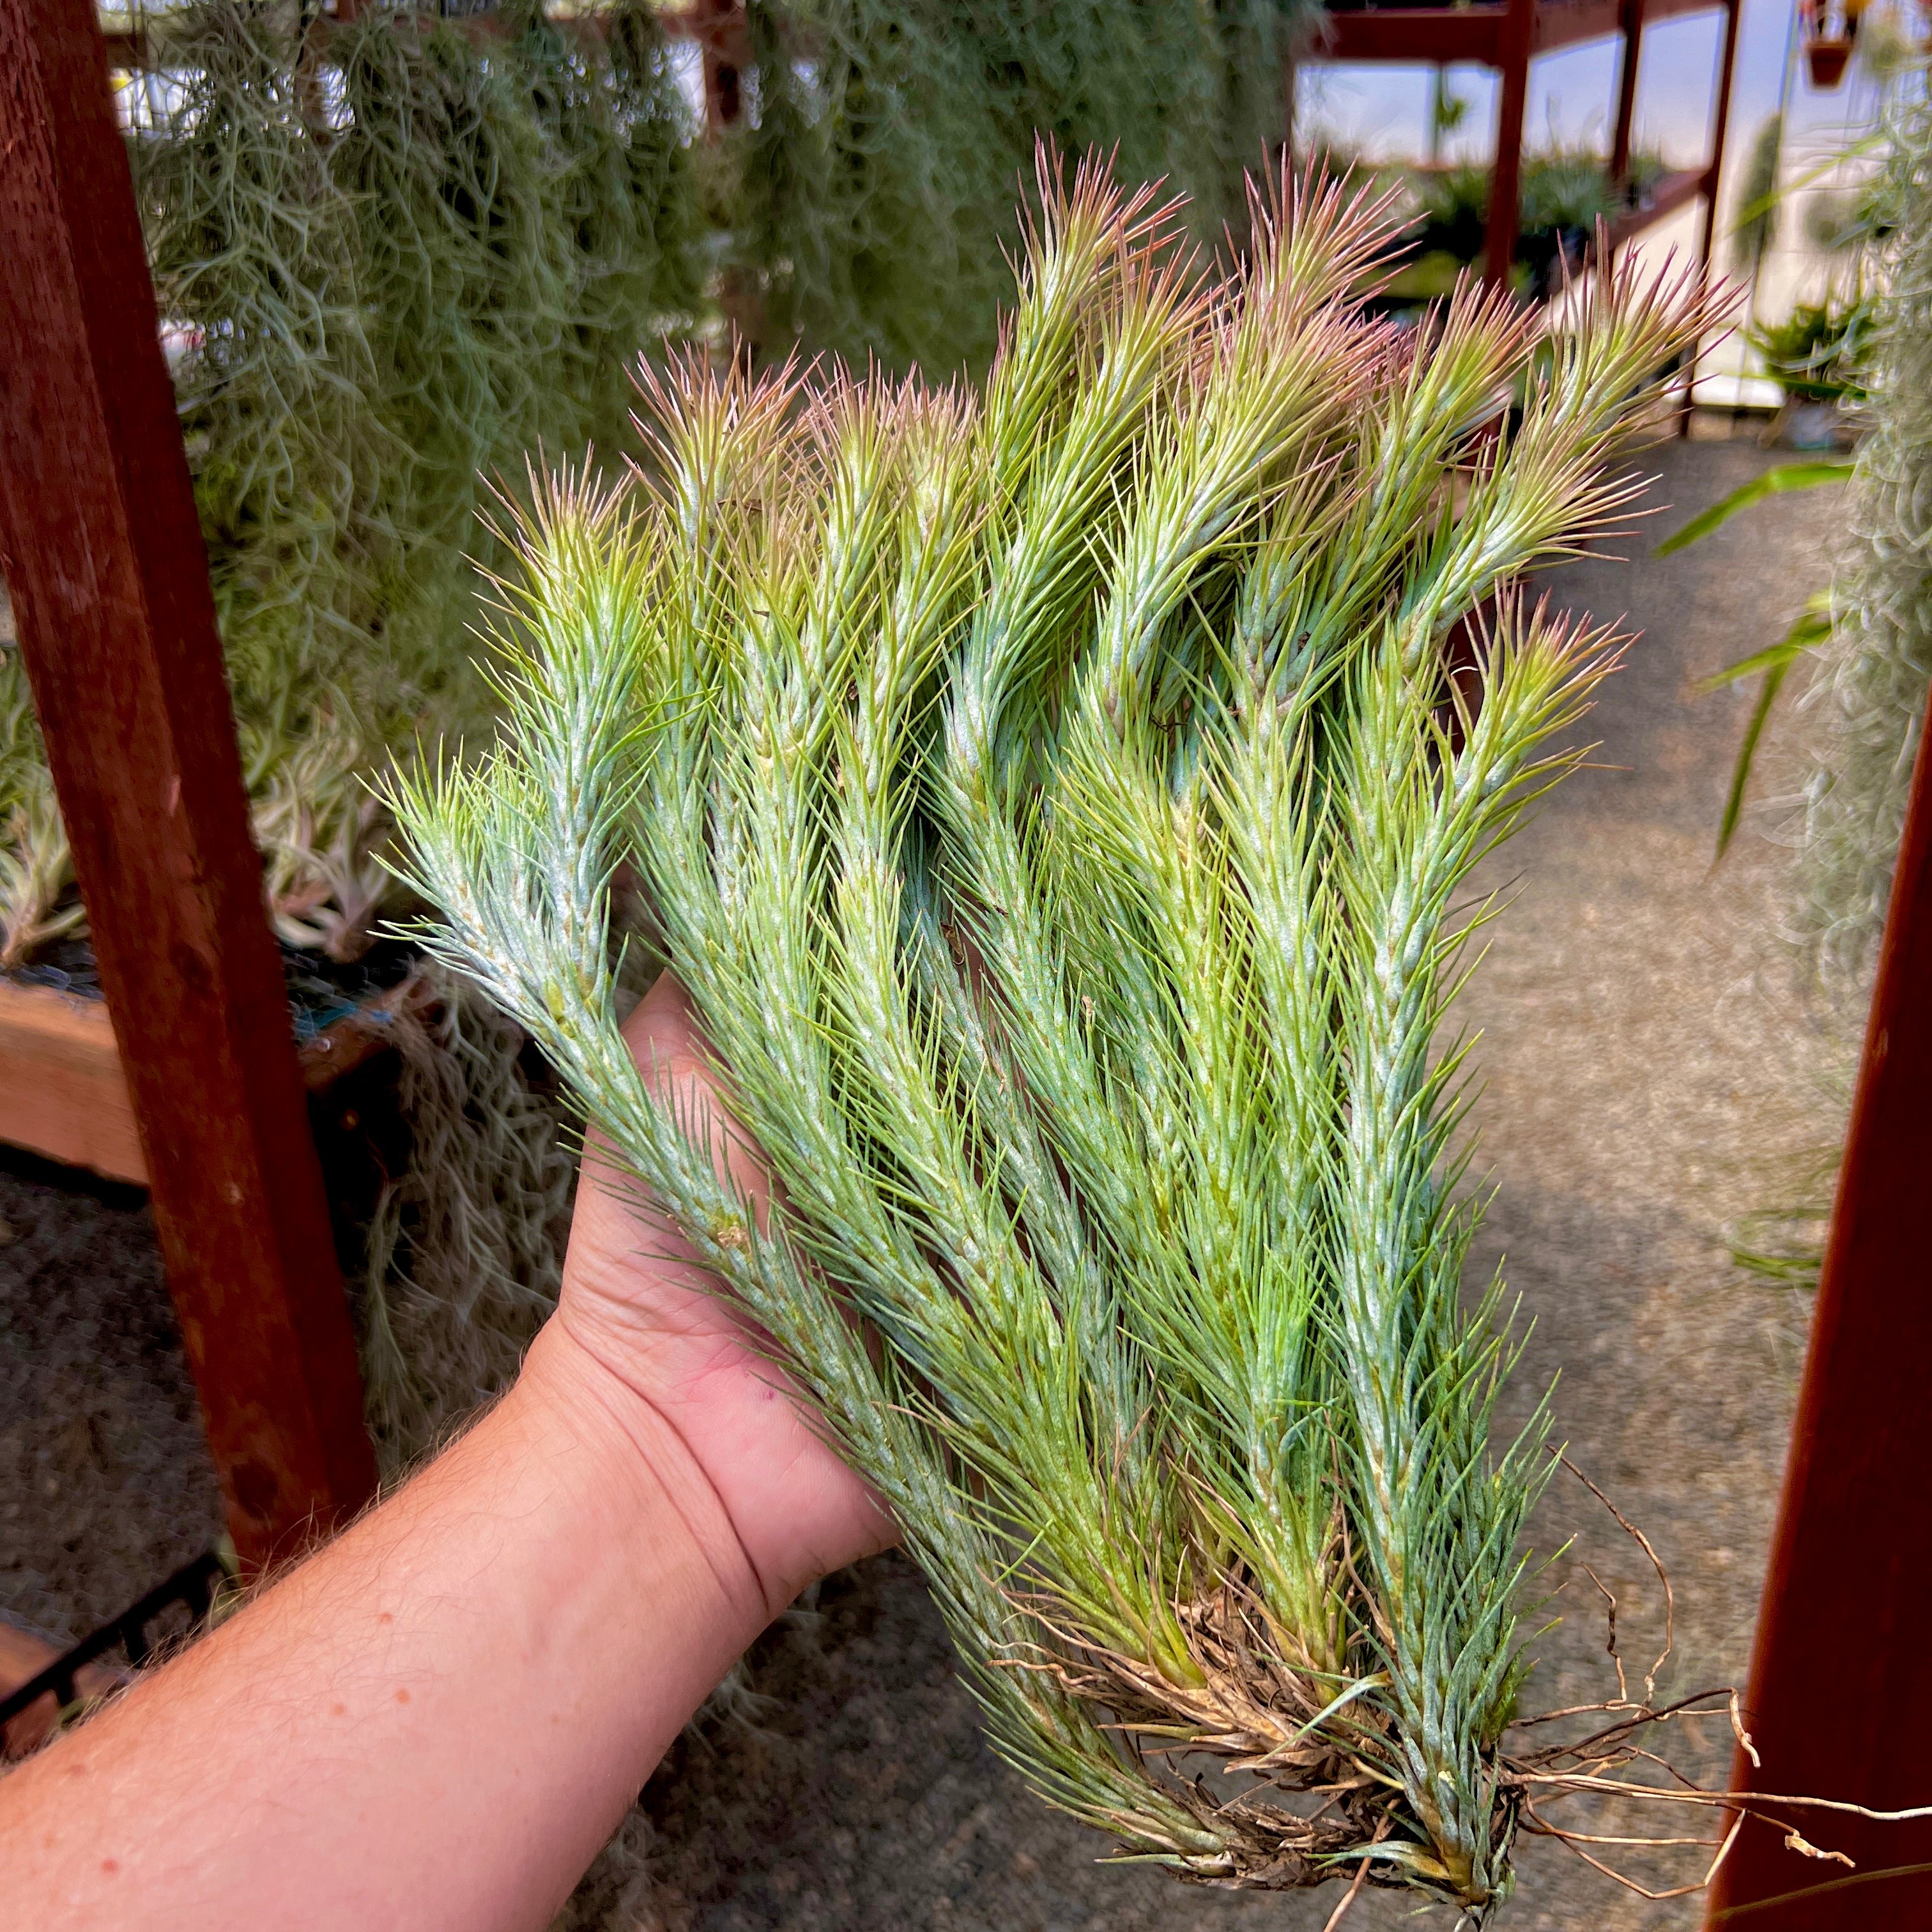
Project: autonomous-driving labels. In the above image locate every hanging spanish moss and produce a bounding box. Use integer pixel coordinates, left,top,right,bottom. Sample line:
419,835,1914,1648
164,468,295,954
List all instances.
730,0,1322,374
1795,81,1932,1005
356,966,576,1477
0,0,703,968
1,0,1331,965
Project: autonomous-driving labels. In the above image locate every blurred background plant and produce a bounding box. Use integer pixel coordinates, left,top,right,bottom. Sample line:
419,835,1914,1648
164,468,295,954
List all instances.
723,0,1321,373
1746,291,1876,404
1793,81,1932,1004
1368,144,1667,301
1733,114,1786,279
2,0,1326,974
1667,66,1931,1289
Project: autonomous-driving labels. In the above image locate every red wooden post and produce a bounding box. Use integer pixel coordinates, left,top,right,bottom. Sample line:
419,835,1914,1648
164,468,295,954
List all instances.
1704,694,1932,1929
1609,0,1645,186
1483,0,1537,286
0,0,376,1568
1698,0,1742,274
696,0,744,134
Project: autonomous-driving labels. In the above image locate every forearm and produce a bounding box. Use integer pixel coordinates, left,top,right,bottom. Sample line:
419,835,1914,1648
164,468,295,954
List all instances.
0,1323,769,1932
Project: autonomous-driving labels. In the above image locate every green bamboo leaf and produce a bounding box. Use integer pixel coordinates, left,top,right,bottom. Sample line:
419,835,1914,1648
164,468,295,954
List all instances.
1713,657,1794,861
1698,595,1834,691
1708,599,1834,861
1656,462,1855,555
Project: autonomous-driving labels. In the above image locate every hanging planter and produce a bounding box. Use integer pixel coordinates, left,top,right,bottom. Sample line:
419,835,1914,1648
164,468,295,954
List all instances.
1802,0,1864,86
1807,36,1853,85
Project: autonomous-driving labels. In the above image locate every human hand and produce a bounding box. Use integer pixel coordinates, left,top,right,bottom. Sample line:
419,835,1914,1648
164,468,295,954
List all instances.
525,970,896,1625
0,991,889,1932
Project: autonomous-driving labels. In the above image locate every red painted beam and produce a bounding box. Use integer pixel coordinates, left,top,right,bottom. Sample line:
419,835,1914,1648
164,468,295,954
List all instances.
1609,0,1644,181
1317,0,1728,70
1698,0,1742,275
1643,0,1728,20
0,0,376,1568
1483,0,1537,283
1531,0,1621,54
1602,165,1706,249
1320,9,1506,65
102,1,749,73
1704,696,1932,1929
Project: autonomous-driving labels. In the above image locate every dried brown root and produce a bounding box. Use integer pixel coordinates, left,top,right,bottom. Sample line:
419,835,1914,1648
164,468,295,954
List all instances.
1004,1580,1480,1902
995,1457,1932,1914
1495,1457,1932,1902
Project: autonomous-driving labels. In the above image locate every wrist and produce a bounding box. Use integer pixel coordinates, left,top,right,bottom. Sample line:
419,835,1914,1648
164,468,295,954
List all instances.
512,1319,772,1641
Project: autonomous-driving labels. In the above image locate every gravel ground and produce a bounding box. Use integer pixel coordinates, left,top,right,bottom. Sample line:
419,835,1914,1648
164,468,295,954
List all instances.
0,1154,224,1646
0,433,1840,1929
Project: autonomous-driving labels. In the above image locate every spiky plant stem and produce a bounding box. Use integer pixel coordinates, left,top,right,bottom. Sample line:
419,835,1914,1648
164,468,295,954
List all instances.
394,160,1715,1913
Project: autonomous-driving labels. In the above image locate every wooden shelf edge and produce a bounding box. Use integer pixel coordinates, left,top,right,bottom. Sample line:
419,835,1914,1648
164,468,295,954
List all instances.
1604,165,1709,249
0,969,428,1186
0,980,145,1182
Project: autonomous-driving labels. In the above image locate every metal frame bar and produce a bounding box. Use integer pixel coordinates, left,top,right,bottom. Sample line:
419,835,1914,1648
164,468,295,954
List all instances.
0,1553,226,1731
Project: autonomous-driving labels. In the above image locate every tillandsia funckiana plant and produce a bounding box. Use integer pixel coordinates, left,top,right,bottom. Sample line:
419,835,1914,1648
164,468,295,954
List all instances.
396,164,1719,1912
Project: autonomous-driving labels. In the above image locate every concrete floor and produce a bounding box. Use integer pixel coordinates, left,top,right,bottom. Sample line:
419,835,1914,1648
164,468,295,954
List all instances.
0,434,1841,1928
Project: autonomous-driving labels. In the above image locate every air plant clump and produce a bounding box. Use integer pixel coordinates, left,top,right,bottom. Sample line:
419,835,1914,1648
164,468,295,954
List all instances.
396,161,1719,1912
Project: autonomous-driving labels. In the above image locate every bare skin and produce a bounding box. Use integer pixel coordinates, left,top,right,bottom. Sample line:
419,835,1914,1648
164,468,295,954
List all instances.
0,973,893,1932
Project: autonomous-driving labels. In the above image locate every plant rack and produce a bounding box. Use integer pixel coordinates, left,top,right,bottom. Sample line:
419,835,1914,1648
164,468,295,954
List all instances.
0,970,425,1186
1317,0,1742,356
